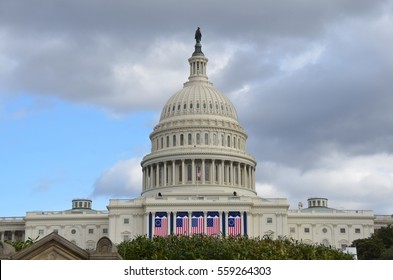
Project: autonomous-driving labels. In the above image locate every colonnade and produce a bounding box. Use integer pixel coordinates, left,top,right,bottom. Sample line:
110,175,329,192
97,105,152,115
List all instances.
0,230,25,242
142,158,255,191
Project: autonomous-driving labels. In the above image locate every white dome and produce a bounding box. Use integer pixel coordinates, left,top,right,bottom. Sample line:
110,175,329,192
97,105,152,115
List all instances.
160,83,238,122
140,36,256,198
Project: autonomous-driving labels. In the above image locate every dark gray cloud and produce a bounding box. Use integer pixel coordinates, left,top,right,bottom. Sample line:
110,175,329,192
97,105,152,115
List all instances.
2,0,393,213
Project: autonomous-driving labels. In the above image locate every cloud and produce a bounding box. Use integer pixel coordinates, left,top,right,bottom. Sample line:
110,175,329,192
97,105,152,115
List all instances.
91,158,142,198
256,153,393,214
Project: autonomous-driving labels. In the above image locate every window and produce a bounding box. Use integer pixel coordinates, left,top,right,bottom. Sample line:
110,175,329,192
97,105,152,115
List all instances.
355,228,361,234
124,218,129,224
340,228,346,234
124,235,130,241
204,133,209,145
290,227,295,233
196,133,201,145
304,227,310,233
53,229,59,234
103,228,108,234
88,228,94,234
266,218,273,224
38,229,44,236
71,229,76,235
180,134,184,146
166,136,169,147
322,228,328,233
173,135,176,146
188,133,192,145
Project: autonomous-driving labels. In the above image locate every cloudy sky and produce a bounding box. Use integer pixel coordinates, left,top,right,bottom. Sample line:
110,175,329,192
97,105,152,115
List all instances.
1,0,393,216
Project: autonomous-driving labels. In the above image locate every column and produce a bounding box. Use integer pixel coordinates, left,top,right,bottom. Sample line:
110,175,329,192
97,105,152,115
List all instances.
163,162,167,187
224,211,229,235
142,168,145,191
155,164,159,187
202,159,205,184
188,211,192,235
230,161,234,186
181,160,185,184
172,160,176,186
203,211,207,234
237,163,241,186
220,161,225,185
150,165,153,188
244,165,248,188
212,160,216,185
192,159,195,184
152,212,155,237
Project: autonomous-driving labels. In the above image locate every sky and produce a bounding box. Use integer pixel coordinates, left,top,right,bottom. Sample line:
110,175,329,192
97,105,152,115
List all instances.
1,0,393,216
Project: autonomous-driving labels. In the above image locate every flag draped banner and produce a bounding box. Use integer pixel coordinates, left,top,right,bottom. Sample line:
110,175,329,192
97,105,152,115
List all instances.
175,212,189,235
228,211,241,236
191,211,204,234
206,211,220,235
154,212,168,237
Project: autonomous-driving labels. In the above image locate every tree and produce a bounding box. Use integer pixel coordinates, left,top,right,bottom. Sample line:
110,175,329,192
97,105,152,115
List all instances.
352,225,393,260
5,236,38,252
117,235,354,260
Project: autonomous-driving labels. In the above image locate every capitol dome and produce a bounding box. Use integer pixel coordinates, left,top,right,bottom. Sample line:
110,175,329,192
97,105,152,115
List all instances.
140,31,256,198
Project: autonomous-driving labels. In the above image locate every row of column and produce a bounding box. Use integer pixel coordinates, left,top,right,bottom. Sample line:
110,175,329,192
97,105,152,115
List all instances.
0,230,25,242
142,159,255,191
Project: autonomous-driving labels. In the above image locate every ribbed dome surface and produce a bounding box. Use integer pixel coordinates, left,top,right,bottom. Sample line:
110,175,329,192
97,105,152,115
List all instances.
159,83,238,122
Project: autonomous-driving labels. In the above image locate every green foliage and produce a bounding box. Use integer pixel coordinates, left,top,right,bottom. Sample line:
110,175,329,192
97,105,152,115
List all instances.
352,225,393,260
5,236,38,252
117,235,353,260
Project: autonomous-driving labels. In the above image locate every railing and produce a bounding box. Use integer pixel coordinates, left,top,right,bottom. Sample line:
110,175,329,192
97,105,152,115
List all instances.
0,217,25,221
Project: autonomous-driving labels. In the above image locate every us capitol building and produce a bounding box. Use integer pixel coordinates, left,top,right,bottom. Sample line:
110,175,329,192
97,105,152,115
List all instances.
1,30,391,252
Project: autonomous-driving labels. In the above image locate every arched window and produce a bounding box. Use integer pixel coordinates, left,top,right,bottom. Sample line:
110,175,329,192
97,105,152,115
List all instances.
196,133,201,145
173,135,176,146
188,133,192,145
180,134,184,146
213,134,217,145
227,135,231,147
166,136,169,147
221,135,225,146
204,133,209,145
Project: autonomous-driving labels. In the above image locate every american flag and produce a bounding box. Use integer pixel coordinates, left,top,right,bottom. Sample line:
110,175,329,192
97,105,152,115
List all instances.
227,214,241,236
154,214,168,237
191,213,204,234
176,213,189,235
206,212,220,235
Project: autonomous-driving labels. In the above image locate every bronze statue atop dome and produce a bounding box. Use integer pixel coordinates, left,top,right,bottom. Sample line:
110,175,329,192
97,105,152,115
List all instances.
195,27,202,43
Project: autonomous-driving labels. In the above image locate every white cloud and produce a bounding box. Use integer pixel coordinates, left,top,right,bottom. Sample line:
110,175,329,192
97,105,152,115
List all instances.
92,158,142,198
257,153,393,214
